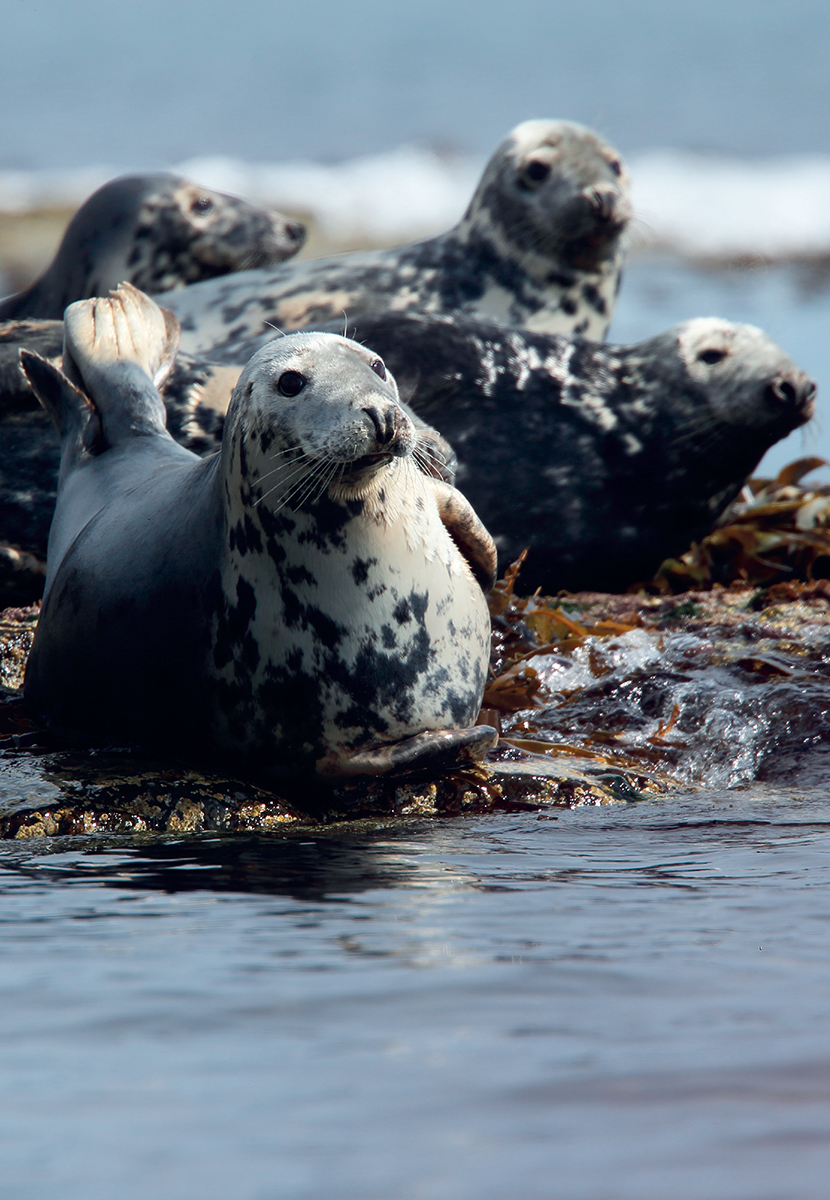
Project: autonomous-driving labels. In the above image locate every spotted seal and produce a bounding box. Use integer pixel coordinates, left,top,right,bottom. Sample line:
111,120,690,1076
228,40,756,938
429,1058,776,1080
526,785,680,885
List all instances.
331,312,817,592
0,173,306,322
21,284,497,780
162,120,631,358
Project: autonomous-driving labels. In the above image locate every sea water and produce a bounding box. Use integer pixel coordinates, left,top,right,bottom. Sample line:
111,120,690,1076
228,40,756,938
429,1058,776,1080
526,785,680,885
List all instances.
2,795,830,1200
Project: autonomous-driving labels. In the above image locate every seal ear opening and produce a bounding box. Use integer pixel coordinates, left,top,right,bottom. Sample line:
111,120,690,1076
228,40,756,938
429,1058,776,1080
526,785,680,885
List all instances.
19,349,104,455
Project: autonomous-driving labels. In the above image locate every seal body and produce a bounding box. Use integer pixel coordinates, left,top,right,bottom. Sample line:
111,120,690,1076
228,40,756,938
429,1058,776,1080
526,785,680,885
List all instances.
163,120,631,358
23,287,495,780
0,173,306,321
330,312,817,592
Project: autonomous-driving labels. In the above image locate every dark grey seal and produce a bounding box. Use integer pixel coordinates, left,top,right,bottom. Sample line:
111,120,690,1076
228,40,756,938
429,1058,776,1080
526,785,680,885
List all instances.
0,173,306,321
333,312,816,592
22,285,496,781
162,119,631,358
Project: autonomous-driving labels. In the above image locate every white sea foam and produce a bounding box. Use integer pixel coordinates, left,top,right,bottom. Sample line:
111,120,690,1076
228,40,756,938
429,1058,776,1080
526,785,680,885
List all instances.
2,146,830,259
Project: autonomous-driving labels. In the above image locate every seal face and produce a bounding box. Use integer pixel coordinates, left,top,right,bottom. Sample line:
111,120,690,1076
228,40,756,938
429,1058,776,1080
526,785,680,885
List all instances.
0,173,306,321
329,312,817,593
22,286,496,780
161,119,631,359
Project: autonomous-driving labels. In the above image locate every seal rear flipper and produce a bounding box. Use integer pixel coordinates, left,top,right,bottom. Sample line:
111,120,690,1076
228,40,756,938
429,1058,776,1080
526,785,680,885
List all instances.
428,478,498,591
62,283,181,446
19,350,104,462
315,725,499,779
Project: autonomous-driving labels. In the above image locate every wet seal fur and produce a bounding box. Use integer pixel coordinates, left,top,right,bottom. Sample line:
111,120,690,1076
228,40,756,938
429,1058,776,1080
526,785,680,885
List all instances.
22,285,497,781
162,120,631,359
0,173,306,321
332,312,817,592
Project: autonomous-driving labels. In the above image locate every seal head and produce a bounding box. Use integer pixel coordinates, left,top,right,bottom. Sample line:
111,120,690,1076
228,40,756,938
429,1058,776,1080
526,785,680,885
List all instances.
0,173,306,321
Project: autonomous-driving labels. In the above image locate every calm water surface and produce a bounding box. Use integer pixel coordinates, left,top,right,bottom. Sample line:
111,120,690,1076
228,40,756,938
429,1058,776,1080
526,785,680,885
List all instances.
2,789,830,1199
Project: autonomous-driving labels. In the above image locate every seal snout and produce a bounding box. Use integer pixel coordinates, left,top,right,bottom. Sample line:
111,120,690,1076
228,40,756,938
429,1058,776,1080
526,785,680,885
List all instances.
769,371,817,420
281,218,306,248
361,403,413,457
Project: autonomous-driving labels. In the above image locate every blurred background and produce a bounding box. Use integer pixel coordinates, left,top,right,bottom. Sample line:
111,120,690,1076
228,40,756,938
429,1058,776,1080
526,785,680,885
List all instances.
2,0,829,473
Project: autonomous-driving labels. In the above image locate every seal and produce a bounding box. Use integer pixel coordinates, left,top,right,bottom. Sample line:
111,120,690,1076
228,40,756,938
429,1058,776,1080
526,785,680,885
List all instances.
21,284,497,781
330,311,817,593
0,173,306,321
162,119,631,358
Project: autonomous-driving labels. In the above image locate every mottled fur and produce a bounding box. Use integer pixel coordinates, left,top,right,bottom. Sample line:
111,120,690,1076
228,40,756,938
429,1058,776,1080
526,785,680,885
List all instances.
0,174,306,321
163,120,631,358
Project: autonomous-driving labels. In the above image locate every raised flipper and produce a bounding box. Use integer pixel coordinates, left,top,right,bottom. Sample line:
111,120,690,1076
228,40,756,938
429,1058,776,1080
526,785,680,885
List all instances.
60,282,181,446
315,725,498,779
428,478,498,591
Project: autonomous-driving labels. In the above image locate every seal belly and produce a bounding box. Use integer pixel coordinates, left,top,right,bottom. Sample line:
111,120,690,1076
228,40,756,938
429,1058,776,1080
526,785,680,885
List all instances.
208,470,491,771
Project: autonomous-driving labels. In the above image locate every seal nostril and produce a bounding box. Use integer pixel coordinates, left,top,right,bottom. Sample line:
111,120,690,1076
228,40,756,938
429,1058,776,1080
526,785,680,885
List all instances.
588,188,614,220
772,379,797,404
363,406,390,444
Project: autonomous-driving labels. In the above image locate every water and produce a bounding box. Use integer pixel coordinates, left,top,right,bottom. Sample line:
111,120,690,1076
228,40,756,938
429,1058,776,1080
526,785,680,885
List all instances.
1,799,830,1200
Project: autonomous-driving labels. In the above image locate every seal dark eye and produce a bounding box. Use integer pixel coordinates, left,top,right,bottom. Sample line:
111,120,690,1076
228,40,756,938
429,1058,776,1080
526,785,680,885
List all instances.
370,359,386,380
524,160,551,184
191,196,214,214
698,348,727,365
276,370,307,397
609,159,622,177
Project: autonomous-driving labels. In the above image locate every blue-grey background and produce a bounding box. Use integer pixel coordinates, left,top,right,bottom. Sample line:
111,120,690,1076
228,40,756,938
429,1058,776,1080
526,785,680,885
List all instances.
2,0,829,168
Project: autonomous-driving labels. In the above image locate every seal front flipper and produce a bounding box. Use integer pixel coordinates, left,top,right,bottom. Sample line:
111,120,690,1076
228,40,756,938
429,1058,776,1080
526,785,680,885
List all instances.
427,478,498,591
315,726,499,779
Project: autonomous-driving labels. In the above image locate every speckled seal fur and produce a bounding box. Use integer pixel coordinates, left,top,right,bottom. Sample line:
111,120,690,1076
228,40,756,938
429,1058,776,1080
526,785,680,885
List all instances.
162,120,631,359
332,312,817,592
22,285,497,780
0,173,306,322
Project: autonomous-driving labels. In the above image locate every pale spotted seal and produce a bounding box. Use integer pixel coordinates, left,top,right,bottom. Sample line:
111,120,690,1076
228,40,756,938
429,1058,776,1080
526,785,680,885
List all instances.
162,119,631,358
22,285,497,780
0,173,306,322
333,312,816,592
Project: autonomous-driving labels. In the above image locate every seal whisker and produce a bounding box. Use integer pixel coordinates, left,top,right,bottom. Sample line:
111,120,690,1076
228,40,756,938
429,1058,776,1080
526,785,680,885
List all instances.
254,458,316,507
254,453,314,490
256,452,313,486
270,456,333,513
